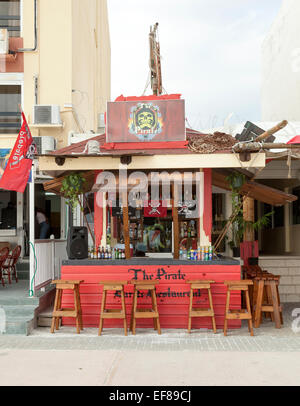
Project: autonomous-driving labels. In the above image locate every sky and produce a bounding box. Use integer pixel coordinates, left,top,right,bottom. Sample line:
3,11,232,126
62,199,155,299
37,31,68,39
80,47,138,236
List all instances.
107,0,283,131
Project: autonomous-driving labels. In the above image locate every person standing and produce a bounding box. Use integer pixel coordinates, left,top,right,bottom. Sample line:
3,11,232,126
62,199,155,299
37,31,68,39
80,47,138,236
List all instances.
35,208,50,239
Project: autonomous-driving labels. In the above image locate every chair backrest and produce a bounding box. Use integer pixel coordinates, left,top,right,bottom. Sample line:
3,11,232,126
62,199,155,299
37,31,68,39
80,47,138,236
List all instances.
11,245,21,265
0,247,9,265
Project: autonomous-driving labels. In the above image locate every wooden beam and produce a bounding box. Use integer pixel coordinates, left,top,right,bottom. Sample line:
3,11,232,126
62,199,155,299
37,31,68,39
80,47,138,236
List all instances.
172,183,179,260
122,190,131,260
243,197,255,242
233,143,300,152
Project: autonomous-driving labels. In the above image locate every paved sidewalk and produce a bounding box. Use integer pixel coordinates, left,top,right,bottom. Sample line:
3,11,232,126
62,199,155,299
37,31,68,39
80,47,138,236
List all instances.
0,302,299,352
0,303,299,386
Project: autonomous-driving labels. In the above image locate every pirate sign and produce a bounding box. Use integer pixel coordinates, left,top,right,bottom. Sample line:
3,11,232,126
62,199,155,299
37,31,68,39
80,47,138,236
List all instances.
144,200,167,218
128,103,163,141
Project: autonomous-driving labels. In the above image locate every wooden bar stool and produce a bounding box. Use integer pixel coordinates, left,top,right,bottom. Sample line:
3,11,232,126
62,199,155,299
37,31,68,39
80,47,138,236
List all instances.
224,280,254,337
252,275,283,329
50,280,83,334
130,280,161,335
98,280,128,336
186,280,217,334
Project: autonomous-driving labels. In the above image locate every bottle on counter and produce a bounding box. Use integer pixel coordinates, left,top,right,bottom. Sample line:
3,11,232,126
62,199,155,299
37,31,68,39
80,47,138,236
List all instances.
209,246,213,261
122,249,125,259
200,246,205,261
179,248,183,260
187,249,191,261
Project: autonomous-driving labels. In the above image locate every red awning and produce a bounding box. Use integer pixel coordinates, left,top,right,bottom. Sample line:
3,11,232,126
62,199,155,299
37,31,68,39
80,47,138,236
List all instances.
287,136,300,144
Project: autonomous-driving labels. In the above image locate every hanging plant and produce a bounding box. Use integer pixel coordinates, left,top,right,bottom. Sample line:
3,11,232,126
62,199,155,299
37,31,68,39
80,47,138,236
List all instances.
61,173,86,211
61,173,95,244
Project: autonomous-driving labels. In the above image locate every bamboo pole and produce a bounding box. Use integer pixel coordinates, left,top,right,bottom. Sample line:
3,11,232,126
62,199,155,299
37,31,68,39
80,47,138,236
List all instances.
255,120,288,142
172,182,180,260
78,198,95,245
233,142,300,152
243,197,255,242
122,190,131,260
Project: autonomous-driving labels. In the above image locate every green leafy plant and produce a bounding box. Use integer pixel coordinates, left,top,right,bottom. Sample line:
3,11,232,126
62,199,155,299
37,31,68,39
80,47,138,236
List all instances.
61,173,95,244
61,173,86,211
226,172,273,250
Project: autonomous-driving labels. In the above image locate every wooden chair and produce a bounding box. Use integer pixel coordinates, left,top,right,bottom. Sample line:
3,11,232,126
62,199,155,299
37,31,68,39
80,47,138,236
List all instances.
130,280,161,335
0,247,9,287
186,280,217,334
224,280,254,337
50,280,83,334
2,245,21,284
98,280,128,336
252,274,283,329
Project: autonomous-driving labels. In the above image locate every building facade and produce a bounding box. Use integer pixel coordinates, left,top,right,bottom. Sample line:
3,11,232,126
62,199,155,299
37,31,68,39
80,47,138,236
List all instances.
0,0,111,256
261,0,300,121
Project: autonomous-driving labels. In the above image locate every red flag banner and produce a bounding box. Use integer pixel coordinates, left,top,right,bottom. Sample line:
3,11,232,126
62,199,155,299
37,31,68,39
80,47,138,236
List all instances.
0,112,36,193
144,200,167,218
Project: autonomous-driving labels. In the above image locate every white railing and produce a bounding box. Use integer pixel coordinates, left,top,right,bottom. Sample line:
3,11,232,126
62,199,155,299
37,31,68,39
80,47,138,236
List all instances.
33,240,67,293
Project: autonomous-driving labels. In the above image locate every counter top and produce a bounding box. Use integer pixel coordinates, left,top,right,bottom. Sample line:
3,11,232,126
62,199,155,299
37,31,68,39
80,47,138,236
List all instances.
62,256,240,266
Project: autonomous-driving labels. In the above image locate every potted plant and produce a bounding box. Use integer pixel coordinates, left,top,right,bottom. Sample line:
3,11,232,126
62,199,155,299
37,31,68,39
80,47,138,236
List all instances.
60,172,95,244
226,172,273,257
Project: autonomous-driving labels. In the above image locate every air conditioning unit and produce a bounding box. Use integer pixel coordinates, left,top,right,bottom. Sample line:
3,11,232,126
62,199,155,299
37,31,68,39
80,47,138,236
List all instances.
68,131,100,146
0,29,9,55
33,136,56,155
33,105,62,125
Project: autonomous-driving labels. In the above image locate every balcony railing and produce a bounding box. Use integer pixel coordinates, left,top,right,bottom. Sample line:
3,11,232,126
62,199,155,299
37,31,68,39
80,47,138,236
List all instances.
33,240,68,293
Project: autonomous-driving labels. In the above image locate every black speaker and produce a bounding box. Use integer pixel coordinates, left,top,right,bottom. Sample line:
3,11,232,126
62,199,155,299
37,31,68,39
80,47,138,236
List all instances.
67,227,88,260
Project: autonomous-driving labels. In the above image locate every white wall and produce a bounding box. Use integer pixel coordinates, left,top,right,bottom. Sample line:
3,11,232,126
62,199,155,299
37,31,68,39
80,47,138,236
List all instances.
262,0,300,121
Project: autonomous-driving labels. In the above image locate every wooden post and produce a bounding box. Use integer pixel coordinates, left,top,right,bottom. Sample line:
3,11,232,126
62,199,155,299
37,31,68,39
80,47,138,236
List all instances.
284,187,291,253
122,190,131,259
243,197,255,241
172,182,179,260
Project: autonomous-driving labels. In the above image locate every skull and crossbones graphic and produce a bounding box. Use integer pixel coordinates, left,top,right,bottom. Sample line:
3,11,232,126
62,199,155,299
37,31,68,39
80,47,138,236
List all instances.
148,200,162,216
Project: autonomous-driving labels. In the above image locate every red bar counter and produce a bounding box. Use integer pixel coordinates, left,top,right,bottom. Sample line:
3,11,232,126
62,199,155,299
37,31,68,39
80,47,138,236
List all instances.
60,257,241,330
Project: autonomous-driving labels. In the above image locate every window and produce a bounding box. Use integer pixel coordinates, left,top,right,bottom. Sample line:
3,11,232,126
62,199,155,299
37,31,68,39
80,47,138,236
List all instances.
0,1,21,38
0,84,21,133
0,190,16,229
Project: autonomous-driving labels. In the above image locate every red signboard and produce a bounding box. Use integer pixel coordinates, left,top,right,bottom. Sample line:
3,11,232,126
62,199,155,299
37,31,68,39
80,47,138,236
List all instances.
107,99,186,143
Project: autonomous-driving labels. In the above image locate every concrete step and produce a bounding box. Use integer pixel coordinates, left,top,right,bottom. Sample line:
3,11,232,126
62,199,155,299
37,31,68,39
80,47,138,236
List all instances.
0,284,55,335
1,305,37,317
0,307,36,335
0,296,40,306
5,318,35,335
37,307,53,327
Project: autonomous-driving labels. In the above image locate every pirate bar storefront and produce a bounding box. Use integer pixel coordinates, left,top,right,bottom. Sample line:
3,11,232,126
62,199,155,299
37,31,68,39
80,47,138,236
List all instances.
39,94,292,332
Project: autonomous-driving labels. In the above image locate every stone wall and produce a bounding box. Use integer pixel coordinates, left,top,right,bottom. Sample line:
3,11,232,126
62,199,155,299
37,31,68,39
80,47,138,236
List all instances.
259,257,300,303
